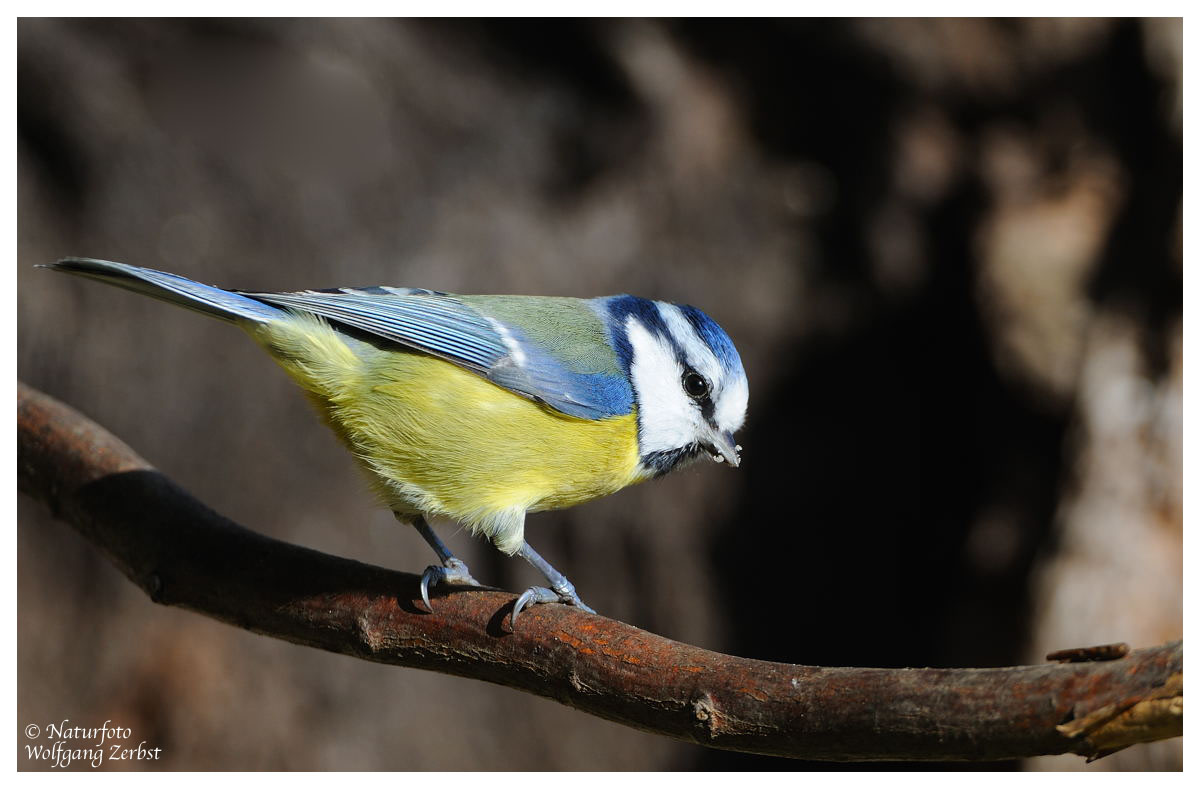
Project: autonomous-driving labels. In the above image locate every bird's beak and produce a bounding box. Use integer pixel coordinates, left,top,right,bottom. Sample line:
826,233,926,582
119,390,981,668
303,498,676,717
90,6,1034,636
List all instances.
702,427,741,468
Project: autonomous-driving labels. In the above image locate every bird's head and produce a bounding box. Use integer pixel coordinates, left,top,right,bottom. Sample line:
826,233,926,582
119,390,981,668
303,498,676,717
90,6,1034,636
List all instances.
605,296,749,477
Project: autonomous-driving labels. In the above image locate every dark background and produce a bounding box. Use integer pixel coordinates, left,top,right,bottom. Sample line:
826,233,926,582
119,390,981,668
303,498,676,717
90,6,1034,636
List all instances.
18,18,1181,770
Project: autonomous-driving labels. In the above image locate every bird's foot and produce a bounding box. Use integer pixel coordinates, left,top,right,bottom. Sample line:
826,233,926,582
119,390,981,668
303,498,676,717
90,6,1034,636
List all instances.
419,558,480,611
512,581,596,624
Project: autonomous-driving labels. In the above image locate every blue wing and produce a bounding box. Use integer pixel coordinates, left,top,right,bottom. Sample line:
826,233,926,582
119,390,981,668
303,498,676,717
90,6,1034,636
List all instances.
244,286,633,420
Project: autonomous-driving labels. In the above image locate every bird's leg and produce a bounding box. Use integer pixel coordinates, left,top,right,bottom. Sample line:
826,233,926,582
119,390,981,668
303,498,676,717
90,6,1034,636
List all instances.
511,541,596,623
398,513,481,610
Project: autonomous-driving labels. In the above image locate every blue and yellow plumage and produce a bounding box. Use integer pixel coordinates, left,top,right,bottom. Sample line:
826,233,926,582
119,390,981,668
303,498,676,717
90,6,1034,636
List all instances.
259,312,644,553
43,257,749,620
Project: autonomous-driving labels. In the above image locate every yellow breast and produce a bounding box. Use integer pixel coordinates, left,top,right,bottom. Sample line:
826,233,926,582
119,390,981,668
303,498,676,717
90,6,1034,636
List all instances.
250,314,646,552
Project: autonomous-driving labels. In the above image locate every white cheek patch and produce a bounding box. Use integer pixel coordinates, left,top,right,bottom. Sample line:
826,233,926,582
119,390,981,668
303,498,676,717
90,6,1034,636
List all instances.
625,316,697,454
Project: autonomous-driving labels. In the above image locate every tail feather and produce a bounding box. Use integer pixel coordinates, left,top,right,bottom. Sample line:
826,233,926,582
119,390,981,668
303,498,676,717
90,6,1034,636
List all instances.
41,258,283,324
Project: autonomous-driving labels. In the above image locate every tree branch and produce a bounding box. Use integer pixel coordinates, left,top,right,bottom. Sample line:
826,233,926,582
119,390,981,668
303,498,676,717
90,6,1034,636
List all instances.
17,381,1183,762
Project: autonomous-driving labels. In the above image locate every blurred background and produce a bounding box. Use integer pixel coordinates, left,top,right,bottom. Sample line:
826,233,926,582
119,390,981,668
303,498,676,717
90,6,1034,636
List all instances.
17,18,1181,771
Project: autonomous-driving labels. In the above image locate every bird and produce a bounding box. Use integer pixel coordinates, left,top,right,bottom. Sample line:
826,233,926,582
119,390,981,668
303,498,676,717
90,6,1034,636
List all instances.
42,257,749,622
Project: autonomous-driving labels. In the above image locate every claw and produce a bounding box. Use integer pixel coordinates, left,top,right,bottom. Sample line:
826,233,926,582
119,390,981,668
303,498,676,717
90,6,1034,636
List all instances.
418,557,480,612
511,541,596,625
512,586,554,623
510,584,595,626
419,566,438,611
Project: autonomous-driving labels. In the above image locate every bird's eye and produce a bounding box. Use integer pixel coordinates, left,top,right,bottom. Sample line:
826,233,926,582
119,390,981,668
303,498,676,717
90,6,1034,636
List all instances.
682,371,710,400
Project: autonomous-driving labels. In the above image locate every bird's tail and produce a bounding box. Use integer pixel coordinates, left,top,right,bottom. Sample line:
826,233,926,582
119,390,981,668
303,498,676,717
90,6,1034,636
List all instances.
41,257,284,324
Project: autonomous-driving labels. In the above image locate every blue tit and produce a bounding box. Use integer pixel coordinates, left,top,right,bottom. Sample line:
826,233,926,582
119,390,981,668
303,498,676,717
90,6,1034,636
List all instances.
43,257,749,621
